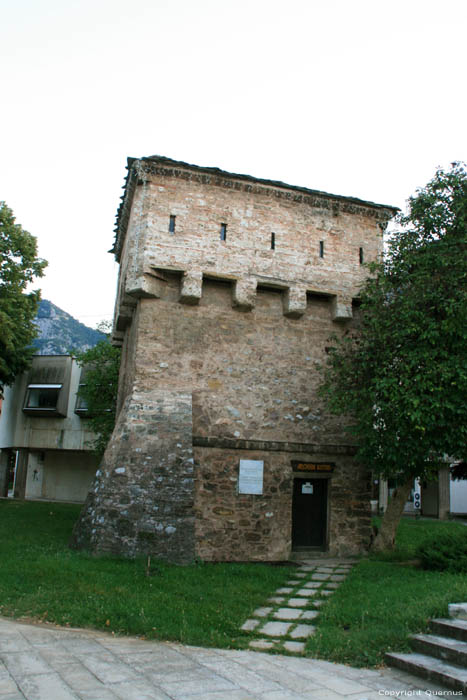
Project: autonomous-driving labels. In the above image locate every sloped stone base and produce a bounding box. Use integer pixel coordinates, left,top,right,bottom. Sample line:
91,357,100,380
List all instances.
70,389,195,564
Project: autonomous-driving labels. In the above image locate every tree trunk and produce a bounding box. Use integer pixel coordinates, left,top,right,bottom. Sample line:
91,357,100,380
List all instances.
371,477,413,552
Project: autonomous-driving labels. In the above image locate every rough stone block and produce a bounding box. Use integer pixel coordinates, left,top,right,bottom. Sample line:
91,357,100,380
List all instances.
232,277,257,311
283,285,307,318
331,295,353,321
125,272,164,299
180,270,202,304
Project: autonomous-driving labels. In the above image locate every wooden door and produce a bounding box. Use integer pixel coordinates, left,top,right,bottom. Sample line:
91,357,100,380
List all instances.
292,478,328,548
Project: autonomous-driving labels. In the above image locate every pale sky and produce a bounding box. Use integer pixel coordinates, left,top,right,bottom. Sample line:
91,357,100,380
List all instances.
1,0,465,327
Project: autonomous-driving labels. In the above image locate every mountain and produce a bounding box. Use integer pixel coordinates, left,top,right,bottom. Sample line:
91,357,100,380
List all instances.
32,300,106,355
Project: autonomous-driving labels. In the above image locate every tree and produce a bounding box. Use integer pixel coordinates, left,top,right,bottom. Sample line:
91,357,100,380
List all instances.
74,339,121,457
0,202,47,395
320,163,467,551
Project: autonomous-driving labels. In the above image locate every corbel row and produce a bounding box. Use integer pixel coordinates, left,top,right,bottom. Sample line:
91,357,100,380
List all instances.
179,270,353,321
117,267,353,325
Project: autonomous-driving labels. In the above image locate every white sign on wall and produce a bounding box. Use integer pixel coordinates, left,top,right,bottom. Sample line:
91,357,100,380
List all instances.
238,459,264,495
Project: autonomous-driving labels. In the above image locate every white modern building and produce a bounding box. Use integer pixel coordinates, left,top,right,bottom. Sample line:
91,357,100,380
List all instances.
0,355,98,502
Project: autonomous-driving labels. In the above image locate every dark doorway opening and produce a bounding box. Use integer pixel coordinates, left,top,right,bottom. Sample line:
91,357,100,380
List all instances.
292,478,328,549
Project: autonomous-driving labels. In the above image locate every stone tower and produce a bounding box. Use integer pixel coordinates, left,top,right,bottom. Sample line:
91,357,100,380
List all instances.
71,156,396,563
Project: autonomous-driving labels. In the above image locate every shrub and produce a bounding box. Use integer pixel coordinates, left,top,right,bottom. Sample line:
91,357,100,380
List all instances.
417,530,467,572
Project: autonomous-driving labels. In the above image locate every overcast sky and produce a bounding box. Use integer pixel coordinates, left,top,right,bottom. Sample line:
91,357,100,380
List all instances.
1,0,465,327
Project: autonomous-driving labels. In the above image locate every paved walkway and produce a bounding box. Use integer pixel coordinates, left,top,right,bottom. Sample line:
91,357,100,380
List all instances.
240,559,354,653
0,616,451,699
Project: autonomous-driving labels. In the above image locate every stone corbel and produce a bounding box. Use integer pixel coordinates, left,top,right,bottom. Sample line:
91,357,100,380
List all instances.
283,285,307,318
111,330,125,347
115,303,134,331
232,277,257,311
125,271,164,299
331,295,353,322
180,270,202,305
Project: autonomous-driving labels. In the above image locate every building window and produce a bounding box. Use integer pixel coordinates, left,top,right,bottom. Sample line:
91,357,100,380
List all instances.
359,247,364,264
220,223,227,241
271,232,276,250
169,215,176,234
23,384,62,416
319,241,324,258
74,385,89,415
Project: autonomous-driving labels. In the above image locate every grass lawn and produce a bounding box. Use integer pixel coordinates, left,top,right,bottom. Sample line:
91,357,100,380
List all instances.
306,517,467,667
1,500,467,668
0,500,292,649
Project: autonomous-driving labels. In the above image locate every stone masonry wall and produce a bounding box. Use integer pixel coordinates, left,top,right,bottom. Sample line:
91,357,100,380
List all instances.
70,388,195,564
72,157,395,563
194,448,371,561
134,278,355,445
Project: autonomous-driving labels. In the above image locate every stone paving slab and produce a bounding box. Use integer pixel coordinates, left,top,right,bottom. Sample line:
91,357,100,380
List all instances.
0,603,451,700
283,641,306,654
301,611,319,621
242,619,260,632
16,673,81,700
253,607,273,618
260,622,292,637
242,561,354,654
273,608,303,621
286,598,308,608
289,624,315,639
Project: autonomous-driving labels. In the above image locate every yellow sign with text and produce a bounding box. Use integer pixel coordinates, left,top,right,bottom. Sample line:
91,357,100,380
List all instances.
295,462,335,472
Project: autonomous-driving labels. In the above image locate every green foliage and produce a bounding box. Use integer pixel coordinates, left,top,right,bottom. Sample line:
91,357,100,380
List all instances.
0,202,47,393
307,557,467,667
74,340,121,457
0,501,291,647
320,163,467,481
417,529,467,573
370,516,467,562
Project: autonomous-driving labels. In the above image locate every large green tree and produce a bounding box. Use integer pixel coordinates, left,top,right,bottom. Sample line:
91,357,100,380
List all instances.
75,338,121,457
320,163,467,550
0,202,47,394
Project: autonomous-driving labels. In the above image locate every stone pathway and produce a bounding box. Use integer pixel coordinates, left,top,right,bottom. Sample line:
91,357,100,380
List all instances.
241,559,355,654
0,616,449,699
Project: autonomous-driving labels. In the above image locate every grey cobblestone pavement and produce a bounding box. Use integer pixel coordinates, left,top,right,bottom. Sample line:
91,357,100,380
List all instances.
0,616,452,699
